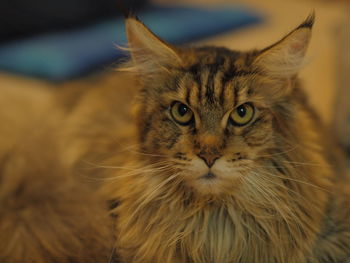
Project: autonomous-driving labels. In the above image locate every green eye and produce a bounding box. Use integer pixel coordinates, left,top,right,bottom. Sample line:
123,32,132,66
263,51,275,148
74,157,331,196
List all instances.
230,103,255,126
170,101,193,125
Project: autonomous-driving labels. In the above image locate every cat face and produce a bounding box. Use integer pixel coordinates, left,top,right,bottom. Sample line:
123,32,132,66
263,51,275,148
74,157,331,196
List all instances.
124,15,314,196
134,51,276,195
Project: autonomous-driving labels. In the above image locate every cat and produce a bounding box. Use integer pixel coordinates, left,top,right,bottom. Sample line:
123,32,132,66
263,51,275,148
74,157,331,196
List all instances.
1,12,350,263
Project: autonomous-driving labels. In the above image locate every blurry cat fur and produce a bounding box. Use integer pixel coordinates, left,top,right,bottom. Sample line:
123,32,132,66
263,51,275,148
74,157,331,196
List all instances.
0,13,350,263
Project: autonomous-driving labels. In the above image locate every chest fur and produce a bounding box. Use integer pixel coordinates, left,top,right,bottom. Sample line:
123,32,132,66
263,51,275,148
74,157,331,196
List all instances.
115,201,311,263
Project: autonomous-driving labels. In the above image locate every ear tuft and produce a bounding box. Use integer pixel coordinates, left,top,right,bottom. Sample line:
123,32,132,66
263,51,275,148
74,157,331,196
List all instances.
254,13,315,78
122,10,141,20
296,11,315,30
115,1,136,19
124,18,182,76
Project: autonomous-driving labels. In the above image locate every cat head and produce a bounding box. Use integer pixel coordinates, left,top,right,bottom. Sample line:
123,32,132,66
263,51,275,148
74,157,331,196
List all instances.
123,14,314,197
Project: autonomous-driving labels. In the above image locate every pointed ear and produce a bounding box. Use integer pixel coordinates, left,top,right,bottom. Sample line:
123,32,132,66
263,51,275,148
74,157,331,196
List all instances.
254,13,315,78
125,17,182,75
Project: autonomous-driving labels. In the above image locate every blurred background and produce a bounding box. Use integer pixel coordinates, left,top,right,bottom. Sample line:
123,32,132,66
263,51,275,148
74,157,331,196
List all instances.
0,0,349,155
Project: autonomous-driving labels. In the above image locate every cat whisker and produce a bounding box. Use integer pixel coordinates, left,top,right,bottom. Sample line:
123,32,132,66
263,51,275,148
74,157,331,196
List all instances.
250,171,324,213
110,142,170,158
125,172,181,228
257,169,332,194
169,159,192,166
108,243,117,263
256,145,299,158
255,170,326,233
102,165,175,181
245,155,331,169
281,160,331,168
100,170,173,182
242,174,304,235
83,159,171,171
124,149,170,158
80,160,176,182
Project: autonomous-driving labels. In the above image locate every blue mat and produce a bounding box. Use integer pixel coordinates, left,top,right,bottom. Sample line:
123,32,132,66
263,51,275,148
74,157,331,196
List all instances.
0,5,262,81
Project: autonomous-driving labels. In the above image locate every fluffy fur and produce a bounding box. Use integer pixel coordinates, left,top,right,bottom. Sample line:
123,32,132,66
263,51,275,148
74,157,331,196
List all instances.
0,14,349,263
106,14,350,263
0,84,113,262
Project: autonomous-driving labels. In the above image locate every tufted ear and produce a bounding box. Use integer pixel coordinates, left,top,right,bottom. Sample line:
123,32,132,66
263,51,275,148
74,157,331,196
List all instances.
125,17,182,75
254,13,315,78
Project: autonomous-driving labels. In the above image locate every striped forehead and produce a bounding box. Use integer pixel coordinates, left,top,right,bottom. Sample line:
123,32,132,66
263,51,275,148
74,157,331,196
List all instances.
176,51,256,110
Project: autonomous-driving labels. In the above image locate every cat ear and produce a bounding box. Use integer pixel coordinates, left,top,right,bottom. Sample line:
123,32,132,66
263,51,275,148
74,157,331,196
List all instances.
125,17,182,75
254,13,315,78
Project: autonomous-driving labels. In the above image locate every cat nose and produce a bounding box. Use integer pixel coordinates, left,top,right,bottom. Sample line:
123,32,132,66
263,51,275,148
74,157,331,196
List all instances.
197,152,221,168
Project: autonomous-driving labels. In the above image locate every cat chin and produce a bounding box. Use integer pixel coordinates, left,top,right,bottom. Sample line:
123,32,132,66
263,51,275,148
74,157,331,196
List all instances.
187,178,241,197
185,171,243,197
193,177,231,196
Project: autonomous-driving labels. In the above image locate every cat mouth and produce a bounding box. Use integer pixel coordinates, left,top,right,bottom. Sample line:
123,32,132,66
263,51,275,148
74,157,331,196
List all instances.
199,172,217,180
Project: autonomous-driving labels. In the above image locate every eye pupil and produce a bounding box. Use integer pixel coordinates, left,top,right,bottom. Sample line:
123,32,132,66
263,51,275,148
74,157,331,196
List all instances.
170,101,193,126
230,103,255,126
237,106,246,117
178,104,188,116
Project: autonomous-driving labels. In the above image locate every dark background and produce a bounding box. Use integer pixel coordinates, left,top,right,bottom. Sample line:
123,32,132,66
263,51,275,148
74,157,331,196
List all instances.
0,0,148,43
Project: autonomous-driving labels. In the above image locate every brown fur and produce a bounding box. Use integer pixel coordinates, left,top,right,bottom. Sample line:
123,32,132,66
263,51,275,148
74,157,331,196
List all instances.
0,15,349,263
0,85,113,262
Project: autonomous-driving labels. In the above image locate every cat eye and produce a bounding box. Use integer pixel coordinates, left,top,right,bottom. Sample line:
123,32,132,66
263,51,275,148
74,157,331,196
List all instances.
230,103,255,126
170,101,194,125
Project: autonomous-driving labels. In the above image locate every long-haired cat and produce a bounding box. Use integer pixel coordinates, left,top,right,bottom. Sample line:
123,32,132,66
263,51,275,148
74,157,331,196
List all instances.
1,13,350,263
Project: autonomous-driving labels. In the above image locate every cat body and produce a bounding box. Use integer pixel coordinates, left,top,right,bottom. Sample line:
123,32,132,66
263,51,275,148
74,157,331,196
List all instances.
0,14,350,263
